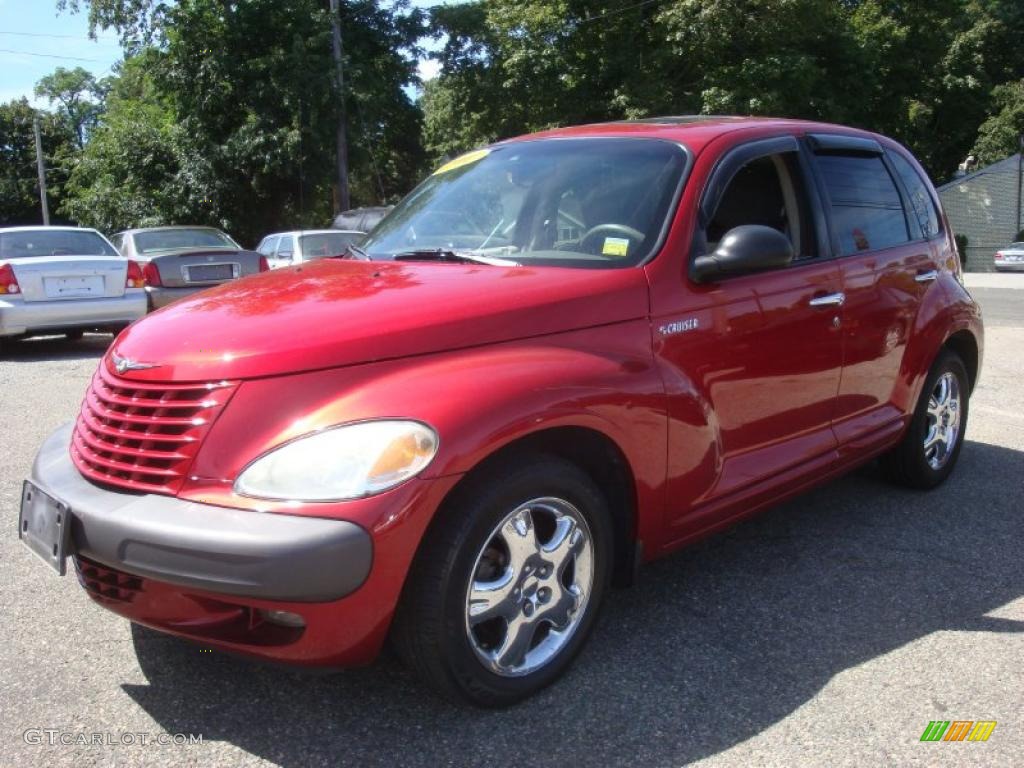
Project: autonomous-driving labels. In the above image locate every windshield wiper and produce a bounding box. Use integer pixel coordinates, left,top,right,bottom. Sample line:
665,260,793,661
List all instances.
391,249,519,267
343,243,370,260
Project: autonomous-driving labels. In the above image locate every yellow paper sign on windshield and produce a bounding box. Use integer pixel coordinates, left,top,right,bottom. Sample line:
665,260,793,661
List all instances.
433,148,490,176
602,237,630,257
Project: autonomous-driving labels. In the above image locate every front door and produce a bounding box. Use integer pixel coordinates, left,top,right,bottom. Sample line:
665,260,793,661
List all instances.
651,136,844,537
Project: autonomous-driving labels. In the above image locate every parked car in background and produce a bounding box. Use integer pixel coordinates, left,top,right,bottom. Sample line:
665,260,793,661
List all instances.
256,229,363,269
993,241,1024,271
20,117,982,707
111,226,267,309
330,206,392,234
0,226,146,349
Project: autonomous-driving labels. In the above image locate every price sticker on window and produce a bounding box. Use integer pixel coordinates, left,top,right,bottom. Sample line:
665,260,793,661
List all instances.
602,237,630,257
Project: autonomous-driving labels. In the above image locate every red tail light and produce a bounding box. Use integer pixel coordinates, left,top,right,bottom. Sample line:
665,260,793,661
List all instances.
142,262,162,287
125,260,144,288
994,251,1004,261
258,255,270,272
0,263,21,295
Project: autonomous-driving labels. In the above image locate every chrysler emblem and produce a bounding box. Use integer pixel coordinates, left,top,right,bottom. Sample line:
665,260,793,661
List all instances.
112,353,159,374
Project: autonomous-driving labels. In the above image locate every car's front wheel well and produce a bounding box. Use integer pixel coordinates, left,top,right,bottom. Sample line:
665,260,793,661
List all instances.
440,426,639,587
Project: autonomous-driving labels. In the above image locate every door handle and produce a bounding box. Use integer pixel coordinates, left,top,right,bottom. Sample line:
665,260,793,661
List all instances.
809,292,845,308
915,269,939,283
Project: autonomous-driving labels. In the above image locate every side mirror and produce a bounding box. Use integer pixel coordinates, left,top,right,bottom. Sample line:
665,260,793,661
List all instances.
692,225,795,283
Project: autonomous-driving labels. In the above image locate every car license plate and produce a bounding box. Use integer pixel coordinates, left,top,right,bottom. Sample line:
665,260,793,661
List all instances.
1007,254,1022,262
18,481,72,575
44,275,104,299
187,263,236,282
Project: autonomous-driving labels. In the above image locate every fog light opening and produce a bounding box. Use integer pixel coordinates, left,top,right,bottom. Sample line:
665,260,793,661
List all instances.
259,609,306,629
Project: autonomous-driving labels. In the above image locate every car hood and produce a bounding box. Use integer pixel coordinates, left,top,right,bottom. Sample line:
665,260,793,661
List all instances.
110,259,650,381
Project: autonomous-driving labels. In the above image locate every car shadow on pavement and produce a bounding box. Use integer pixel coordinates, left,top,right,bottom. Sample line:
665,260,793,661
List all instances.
1,334,113,362
122,440,1024,767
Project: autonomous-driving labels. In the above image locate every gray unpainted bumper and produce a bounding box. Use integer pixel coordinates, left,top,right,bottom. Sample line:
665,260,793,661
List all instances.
29,424,373,602
0,292,146,337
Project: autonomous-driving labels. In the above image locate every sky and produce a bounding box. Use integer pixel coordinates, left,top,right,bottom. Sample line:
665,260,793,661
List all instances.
0,0,452,108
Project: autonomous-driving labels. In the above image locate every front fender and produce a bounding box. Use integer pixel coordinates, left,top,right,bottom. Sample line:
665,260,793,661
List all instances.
187,320,667,541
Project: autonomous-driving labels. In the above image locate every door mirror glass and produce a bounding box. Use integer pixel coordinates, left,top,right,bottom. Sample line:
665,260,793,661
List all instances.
692,225,795,282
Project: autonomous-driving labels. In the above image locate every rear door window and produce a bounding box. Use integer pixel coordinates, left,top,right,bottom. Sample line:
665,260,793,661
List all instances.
816,154,909,255
257,236,279,256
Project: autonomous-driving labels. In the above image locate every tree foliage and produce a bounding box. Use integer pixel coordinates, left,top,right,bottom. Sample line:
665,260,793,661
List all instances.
56,0,425,244
0,99,76,225
423,0,1024,181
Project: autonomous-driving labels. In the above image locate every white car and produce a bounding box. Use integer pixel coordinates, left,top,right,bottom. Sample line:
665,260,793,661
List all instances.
0,226,146,349
256,229,363,269
994,242,1024,272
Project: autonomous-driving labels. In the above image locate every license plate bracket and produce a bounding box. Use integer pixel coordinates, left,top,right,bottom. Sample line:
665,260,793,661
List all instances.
19,481,72,575
186,263,237,282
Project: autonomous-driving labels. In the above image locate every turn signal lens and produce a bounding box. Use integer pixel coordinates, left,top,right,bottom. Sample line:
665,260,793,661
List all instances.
0,263,20,295
125,260,144,288
142,261,162,287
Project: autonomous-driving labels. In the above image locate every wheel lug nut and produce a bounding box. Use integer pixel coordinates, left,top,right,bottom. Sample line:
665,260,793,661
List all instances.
522,602,534,617
538,587,551,603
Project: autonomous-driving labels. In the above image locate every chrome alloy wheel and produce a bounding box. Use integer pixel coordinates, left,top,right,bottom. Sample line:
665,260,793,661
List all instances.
924,371,962,470
464,497,594,678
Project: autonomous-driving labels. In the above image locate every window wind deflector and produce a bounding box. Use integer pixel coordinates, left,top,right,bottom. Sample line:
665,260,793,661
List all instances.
808,133,883,156
391,249,519,267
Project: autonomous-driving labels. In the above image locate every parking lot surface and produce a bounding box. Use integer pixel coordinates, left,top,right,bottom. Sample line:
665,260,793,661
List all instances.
1,274,1021,767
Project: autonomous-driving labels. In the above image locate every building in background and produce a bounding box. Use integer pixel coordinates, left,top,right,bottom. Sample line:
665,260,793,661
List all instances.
937,153,1023,272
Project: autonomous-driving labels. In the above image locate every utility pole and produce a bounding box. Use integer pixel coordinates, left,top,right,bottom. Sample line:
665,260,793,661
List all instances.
1017,133,1023,237
329,0,350,213
33,117,50,226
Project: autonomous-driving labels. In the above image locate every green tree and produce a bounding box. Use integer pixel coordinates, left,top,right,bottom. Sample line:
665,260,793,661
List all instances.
0,99,75,226
972,80,1024,165
60,0,426,244
34,66,110,148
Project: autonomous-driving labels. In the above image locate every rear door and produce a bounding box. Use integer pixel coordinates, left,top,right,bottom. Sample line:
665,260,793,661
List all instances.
806,134,938,449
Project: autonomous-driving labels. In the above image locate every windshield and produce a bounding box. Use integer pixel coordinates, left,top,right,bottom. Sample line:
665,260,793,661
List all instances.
134,228,237,253
299,232,361,260
362,138,687,268
0,229,117,258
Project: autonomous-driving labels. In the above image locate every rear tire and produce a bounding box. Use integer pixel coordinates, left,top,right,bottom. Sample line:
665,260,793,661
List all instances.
881,349,969,489
391,455,612,707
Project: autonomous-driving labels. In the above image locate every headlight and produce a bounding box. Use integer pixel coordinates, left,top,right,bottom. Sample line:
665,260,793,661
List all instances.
234,420,439,501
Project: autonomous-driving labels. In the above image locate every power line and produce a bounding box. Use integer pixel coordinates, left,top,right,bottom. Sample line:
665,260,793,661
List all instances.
572,0,668,28
0,48,110,63
0,30,119,41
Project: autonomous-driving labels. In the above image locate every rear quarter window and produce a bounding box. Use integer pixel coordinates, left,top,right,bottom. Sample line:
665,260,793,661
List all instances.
888,151,941,239
816,154,909,255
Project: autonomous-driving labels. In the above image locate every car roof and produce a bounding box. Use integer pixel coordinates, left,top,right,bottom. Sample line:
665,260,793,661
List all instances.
263,230,358,238
0,225,102,234
119,225,227,235
501,115,887,153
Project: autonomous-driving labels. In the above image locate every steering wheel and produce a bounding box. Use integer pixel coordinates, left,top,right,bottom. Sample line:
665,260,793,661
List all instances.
579,224,645,256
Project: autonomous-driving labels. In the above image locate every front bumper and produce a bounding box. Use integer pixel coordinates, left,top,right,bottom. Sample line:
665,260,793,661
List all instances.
30,424,372,602
0,292,146,337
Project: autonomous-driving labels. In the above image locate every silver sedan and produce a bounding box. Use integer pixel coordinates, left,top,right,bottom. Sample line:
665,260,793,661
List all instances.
994,241,1024,272
0,227,146,349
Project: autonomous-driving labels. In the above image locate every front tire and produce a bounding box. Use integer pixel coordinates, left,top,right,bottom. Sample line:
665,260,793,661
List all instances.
391,456,612,707
881,349,969,489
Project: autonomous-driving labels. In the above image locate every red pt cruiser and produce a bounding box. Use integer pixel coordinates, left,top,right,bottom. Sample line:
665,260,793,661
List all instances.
20,117,983,706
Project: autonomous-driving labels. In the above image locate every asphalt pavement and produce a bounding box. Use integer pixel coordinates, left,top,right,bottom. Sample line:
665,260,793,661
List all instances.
0,273,1021,767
